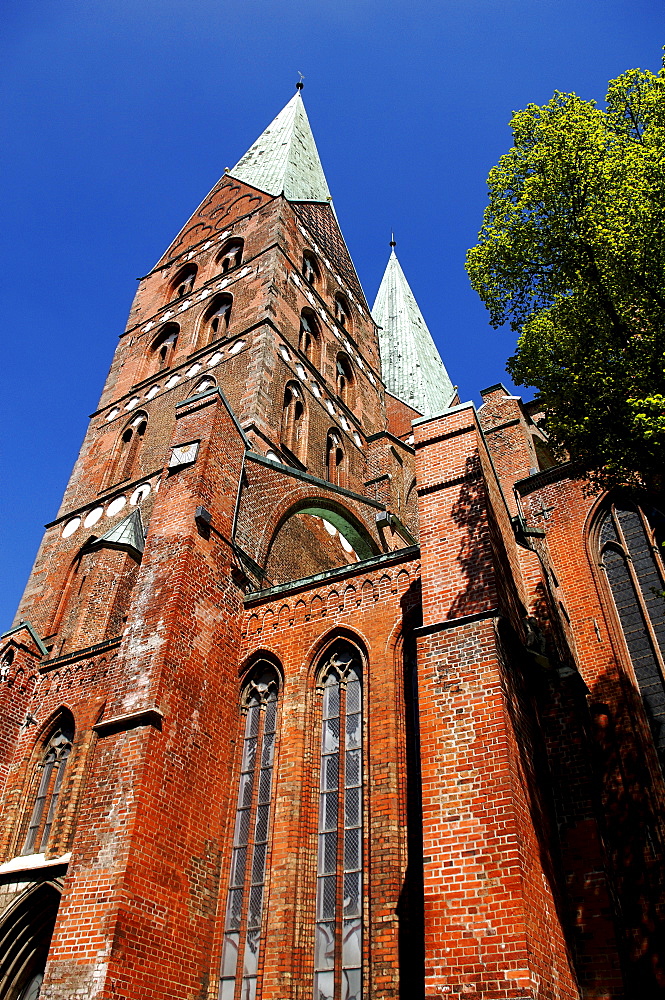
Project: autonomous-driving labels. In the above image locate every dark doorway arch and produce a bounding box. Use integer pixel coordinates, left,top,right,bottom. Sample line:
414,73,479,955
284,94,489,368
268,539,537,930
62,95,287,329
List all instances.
0,881,61,999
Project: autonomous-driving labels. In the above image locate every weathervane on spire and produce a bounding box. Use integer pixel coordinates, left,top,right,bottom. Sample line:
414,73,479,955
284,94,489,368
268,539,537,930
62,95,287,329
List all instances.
296,72,305,91
390,232,396,248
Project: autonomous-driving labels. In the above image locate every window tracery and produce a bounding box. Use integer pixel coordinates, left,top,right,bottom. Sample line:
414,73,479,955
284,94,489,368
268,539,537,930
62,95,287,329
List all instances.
326,431,344,487
314,642,363,1000
598,499,665,764
299,310,320,367
170,264,197,300
23,722,74,856
151,323,179,368
281,383,306,461
219,665,280,1000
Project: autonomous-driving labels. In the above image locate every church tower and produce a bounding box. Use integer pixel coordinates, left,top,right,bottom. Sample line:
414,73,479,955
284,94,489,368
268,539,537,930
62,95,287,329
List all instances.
1,87,665,1000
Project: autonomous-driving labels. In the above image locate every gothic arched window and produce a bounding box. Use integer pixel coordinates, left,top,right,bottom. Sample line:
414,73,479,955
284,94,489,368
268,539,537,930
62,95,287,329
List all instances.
219,665,280,1000
111,413,147,486
170,264,197,301
334,293,351,331
23,720,74,856
303,251,320,287
336,353,354,408
151,323,179,369
217,238,244,274
314,641,364,1000
200,293,232,347
299,310,320,367
280,383,306,461
598,500,665,764
326,431,344,487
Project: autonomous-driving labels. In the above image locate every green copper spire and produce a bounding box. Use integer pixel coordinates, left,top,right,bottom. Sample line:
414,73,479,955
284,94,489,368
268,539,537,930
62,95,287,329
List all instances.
372,248,455,417
228,90,332,203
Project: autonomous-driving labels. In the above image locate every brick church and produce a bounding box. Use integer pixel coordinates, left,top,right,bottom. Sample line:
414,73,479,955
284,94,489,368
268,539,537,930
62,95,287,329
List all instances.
1,88,664,1000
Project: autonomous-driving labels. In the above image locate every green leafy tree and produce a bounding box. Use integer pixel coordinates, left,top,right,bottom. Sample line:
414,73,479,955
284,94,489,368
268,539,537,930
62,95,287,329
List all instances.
466,56,665,497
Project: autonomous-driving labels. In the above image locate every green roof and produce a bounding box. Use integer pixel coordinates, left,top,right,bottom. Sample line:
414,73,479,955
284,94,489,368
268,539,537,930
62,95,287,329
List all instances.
372,249,455,417
228,92,331,204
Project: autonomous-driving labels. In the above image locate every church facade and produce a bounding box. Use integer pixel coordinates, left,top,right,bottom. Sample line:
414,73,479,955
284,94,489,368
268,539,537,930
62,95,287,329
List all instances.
1,90,664,1000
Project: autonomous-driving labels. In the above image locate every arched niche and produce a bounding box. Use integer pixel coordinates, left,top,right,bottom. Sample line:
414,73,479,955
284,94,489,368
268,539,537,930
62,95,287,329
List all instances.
0,881,61,999
264,501,378,586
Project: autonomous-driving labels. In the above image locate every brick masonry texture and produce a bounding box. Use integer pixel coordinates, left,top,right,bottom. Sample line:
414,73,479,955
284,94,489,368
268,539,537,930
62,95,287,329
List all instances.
0,137,664,1000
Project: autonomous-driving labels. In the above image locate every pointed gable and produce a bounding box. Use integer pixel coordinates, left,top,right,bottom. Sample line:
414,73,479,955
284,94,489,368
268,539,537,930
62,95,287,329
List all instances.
372,250,455,417
228,92,332,203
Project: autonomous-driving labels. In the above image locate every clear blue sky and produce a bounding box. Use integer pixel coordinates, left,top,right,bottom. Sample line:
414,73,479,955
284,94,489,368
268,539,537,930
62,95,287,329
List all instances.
1,0,662,627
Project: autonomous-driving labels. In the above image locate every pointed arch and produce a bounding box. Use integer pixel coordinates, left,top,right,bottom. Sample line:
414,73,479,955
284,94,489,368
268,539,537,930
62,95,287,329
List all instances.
313,637,364,1000
0,881,61,1000
334,292,352,332
335,352,354,408
198,293,233,348
299,309,321,367
280,381,307,462
219,659,281,1000
21,709,75,856
593,496,665,766
326,429,345,486
169,263,197,301
217,237,244,274
150,322,179,369
106,412,148,488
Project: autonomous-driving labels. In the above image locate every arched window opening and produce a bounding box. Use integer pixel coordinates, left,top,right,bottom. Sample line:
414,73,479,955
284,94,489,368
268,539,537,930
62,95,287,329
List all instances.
314,641,363,1000
170,264,197,301
0,882,61,1000
23,720,74,856
303,251,320,286
217,238,244,274
201,294,232,346
280,383,306,461
299,310,320,366
326,431,345,487
219,664,280,1000
334,293,351,331
336,353,354,407
112,414,147,486
599,500,665,766
151,323,179,369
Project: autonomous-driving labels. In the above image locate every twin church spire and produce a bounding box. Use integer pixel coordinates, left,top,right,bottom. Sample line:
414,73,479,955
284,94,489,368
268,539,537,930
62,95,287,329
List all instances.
230,88,454,418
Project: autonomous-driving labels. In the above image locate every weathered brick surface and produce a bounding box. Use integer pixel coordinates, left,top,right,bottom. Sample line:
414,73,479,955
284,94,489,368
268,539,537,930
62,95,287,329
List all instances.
1,154,663,1000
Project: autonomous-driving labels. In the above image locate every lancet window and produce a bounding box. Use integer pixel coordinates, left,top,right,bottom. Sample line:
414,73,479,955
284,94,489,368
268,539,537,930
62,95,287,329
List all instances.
598,500,665,764
219,666,280,1000
112,414,147,485
334,294,351,331
201,294,233,346
170,264,197,300
314,642,363,1000
303,251,320,287
218,238,244,273
151,323,179,368
281,383,306,461
299,310,321,367
23,721,74,855
335,354,354,408
326,431,344,487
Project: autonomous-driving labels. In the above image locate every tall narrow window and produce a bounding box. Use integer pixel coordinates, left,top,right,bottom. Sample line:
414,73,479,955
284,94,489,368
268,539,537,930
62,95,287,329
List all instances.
112,414,147,485
599,500,665,764
303,251,320,287
334,294,351,331
326,431,344,487
218,238,244,274
170,264,197,301
335,354,354,408
281,383,306,462
219,666,280,1000
23,721,74,855
151,323,179,369
314,643,363,1000
299,310,320,367
200,294,233,347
